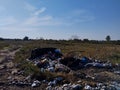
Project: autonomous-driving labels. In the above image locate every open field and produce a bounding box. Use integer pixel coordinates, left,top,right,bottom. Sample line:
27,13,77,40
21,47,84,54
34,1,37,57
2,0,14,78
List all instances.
11,40,120,63
0,40,120,90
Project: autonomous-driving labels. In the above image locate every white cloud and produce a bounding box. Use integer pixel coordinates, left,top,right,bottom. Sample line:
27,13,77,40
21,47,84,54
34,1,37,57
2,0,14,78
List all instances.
34,7,46,16
24,2,36,12
23,3,95,27
24,16,53,26
67,9,95,23
24,2,46,16
0,2,95,33
0,17,17,26
23,15,65,26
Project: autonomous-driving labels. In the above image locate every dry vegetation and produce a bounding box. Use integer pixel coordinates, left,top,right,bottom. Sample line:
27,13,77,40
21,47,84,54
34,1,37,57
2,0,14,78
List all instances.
0,40,119,71
13,40,120,63
10,40,119,82
0,40,120,89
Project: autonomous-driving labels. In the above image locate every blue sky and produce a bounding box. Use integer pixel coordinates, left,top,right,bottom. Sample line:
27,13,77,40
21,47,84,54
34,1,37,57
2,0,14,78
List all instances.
0,0,120,40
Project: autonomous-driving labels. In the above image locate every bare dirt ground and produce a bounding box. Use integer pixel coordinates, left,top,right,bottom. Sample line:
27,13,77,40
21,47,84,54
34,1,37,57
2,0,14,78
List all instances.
0,47,45,90
0,47,25,89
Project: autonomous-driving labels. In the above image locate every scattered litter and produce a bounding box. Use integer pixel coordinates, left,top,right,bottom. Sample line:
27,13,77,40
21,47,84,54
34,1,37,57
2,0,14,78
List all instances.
84,84,91,90
29,48,63,60
0,47,120,89
31,80,41,87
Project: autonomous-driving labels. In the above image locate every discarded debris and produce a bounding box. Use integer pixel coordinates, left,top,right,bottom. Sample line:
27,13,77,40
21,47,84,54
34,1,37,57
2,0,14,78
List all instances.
29,48,63,60
0,47,120,90
31,80,41,87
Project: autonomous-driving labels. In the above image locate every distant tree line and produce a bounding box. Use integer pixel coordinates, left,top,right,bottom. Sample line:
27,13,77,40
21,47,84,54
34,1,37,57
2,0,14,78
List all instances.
0,35,120,45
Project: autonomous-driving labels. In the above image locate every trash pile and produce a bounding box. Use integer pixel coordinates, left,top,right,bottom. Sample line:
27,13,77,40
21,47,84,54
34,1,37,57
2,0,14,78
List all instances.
46,82,120,90
60,56,113,70
0,47,120,90
29,48,63,60
28,48,71,73
28,48,113,72
26,48,120,89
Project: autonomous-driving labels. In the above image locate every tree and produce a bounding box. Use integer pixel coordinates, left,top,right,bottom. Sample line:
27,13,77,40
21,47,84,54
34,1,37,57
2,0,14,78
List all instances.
0,37,4,41
106,35,111,41
83,38,89,42
23,36,29,41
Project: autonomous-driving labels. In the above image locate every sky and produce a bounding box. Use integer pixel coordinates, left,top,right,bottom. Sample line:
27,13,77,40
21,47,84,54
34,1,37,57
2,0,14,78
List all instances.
0,0,120,40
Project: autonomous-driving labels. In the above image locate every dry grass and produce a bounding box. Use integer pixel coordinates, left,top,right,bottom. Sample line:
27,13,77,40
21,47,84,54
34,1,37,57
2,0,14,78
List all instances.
0,40,120,80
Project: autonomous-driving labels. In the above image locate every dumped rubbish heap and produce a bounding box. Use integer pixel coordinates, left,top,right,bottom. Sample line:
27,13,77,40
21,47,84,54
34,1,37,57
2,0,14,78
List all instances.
0,47,120,90
25,47,120,89
29,48,63,60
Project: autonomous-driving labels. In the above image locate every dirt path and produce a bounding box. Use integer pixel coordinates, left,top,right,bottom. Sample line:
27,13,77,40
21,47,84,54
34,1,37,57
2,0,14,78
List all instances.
0,47,21,65
0,47,22,81
0,46,43,90
0,47,20,57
